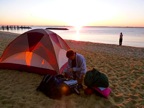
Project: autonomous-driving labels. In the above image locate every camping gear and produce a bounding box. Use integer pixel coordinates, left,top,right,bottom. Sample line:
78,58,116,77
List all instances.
84,68,111,98
63,79,80,95
84,87,94,95
63,79,78,86
37,74,79,99
84,68,109,87
93,87,111,98
37,74,65,99
84,87,111,98
0,29,70,75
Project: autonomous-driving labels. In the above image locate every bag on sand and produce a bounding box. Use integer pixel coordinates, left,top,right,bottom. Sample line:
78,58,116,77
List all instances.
84,68,111,98
36,74,65,99
84,68,109,88
37,74,79,99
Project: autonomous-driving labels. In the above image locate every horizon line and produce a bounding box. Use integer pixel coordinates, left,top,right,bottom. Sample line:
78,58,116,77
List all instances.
1,25,144,28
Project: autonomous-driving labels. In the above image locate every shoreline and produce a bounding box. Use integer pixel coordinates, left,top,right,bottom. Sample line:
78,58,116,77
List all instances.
0,31,144,107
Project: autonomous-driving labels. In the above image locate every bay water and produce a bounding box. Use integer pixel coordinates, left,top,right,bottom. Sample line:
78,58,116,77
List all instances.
1,26,144,48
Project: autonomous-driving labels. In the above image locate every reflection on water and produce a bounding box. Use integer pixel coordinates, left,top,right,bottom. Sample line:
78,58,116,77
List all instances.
74,28,81,41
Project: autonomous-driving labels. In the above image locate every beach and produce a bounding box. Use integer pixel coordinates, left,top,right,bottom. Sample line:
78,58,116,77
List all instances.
0,31,144,108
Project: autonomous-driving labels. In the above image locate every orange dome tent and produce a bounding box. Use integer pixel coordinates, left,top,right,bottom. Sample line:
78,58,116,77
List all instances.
0,29,70,75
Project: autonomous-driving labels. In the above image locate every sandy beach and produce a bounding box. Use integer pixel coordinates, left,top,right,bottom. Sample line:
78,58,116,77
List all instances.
0,31,144,108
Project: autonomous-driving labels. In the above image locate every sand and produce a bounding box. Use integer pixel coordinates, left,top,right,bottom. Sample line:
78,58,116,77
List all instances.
0,31,144,108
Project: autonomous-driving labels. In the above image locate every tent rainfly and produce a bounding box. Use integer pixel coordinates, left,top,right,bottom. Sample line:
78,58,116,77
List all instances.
0,29,70,75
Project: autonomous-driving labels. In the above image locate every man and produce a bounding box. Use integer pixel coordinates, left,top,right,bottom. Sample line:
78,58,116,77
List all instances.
63,49,87,89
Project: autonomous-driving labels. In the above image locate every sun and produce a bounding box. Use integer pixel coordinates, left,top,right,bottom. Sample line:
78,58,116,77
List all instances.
65,20,83,41
67,19,83,30
74,24,82,31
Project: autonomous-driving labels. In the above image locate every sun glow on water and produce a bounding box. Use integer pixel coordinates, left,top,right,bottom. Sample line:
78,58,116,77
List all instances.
73,25,82,41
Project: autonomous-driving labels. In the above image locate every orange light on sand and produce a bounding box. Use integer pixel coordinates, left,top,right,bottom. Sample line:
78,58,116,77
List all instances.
26,51,33,66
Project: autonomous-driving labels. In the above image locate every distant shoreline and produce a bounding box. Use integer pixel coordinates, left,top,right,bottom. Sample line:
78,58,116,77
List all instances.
1,25,144,28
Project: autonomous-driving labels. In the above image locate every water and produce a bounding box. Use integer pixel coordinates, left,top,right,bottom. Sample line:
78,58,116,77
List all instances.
0,26,144,48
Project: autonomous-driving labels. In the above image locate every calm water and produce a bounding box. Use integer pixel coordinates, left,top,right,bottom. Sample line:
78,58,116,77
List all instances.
1,26,144,48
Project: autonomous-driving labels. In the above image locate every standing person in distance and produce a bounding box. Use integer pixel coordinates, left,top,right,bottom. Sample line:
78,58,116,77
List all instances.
119,32,123,46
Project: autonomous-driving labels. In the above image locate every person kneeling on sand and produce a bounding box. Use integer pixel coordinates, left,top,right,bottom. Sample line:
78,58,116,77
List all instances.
63,49,87,90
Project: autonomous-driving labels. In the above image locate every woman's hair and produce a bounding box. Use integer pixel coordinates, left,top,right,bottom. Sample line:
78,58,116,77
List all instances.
66,49,75,58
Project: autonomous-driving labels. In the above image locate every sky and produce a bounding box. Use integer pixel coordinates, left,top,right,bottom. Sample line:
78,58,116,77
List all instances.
0,0,144,27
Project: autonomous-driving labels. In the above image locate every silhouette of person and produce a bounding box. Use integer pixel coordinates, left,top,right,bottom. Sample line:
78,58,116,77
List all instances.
119,32,123,46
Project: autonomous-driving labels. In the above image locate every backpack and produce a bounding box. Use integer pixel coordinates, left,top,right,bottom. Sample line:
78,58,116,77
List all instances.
37,74,79,99
36,74,65,99
84,68,109,88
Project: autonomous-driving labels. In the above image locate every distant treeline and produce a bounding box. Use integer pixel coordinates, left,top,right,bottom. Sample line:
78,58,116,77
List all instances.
0,25,31,30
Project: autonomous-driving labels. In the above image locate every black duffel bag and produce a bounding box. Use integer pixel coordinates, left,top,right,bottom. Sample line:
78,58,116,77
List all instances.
37,74,65,99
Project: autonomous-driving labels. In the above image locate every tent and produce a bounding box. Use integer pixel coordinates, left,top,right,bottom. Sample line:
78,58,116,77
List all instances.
0,29,70,75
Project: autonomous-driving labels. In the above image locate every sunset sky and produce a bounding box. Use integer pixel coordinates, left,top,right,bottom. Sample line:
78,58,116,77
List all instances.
0,0,144,27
